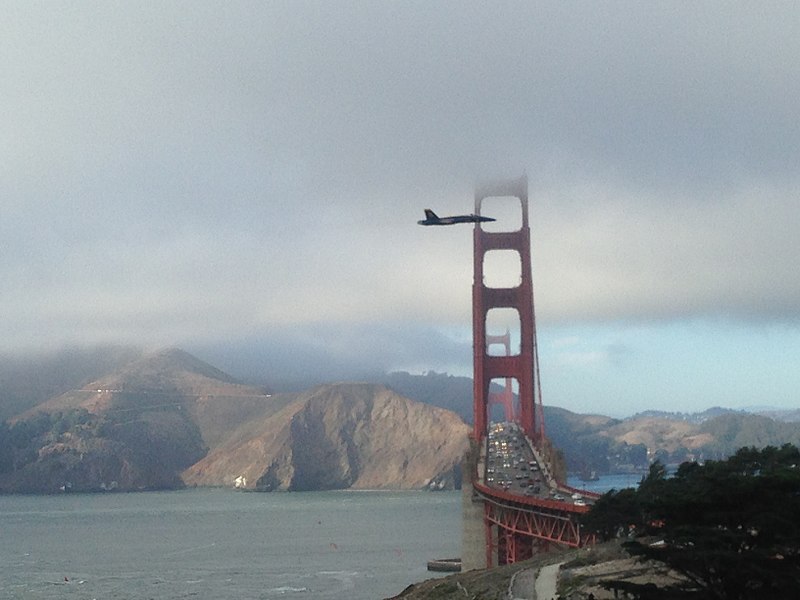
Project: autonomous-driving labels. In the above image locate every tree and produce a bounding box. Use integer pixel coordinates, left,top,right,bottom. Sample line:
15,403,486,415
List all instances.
584,445,800,599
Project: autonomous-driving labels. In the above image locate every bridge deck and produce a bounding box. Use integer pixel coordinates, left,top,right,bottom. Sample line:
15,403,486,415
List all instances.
477,421,598,511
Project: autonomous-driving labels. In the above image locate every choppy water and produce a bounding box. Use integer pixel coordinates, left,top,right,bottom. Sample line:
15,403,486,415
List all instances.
0,489,460,599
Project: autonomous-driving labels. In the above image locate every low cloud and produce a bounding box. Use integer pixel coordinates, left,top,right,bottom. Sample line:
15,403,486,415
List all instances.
2,3,798,406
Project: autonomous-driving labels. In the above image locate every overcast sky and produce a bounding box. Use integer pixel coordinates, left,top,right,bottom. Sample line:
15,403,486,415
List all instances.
3,2,799,416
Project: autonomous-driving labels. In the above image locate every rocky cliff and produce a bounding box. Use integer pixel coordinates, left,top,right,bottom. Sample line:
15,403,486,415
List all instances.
183,382,470,491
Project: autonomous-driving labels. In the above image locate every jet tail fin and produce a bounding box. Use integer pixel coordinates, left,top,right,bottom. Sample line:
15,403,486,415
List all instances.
424,209,438,220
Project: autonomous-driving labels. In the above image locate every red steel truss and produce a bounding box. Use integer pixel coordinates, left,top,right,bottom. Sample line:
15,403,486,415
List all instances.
474,482,597,565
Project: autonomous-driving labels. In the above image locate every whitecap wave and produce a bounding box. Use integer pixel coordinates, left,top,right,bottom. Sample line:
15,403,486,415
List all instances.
267,585,309,594
316,571,359,590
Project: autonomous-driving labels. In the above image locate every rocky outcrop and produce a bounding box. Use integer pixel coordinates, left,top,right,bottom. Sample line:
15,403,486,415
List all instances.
183,383,470,491
182,395,305,490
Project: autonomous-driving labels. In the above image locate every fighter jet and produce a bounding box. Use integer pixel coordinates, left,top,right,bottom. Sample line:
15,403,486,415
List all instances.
417,209,496,226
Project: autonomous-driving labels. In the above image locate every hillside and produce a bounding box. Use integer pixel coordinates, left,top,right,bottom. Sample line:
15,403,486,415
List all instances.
18,347,283,449
184,382,469,490
0,345,142,422
0,349,278,493
377,371,475,424
543,405,800,475
0,350,469,494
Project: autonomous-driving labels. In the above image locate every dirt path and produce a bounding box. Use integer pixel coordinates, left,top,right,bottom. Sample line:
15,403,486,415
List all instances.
534,562,563,600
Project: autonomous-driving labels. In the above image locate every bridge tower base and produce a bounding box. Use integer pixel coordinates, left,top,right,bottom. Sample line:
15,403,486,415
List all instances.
461,442,487,570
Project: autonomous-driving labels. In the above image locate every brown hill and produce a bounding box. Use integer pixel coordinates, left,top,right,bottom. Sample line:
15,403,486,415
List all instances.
18,347,283,448
0,345,143,422
2,348,277,492
546,404,800,474
4,350,469,493
606,416,713,453
183,382,470,491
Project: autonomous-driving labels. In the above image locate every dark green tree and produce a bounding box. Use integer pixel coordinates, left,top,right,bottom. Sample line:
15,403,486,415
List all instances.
584,445,800,599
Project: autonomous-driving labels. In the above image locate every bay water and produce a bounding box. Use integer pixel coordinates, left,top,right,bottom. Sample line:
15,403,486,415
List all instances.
566,472,644,495
0,489,461,600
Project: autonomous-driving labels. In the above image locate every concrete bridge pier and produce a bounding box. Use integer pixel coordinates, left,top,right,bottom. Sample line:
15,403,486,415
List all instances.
461,441,489,570
461,472,488,570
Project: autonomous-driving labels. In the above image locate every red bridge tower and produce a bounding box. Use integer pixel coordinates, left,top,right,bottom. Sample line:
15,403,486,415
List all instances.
472,175,544,442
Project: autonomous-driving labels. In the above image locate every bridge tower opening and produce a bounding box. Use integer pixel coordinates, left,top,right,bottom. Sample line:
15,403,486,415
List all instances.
472,175,544,442
486,331,516,422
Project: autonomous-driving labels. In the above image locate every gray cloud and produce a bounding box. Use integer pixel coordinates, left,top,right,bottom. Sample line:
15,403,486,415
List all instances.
2,2,799,372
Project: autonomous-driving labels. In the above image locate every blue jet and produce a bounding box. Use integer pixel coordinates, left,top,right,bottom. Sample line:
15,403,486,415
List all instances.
417,209,496,226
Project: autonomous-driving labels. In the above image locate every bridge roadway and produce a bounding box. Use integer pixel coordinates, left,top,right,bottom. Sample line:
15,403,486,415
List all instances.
471,422,598,563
